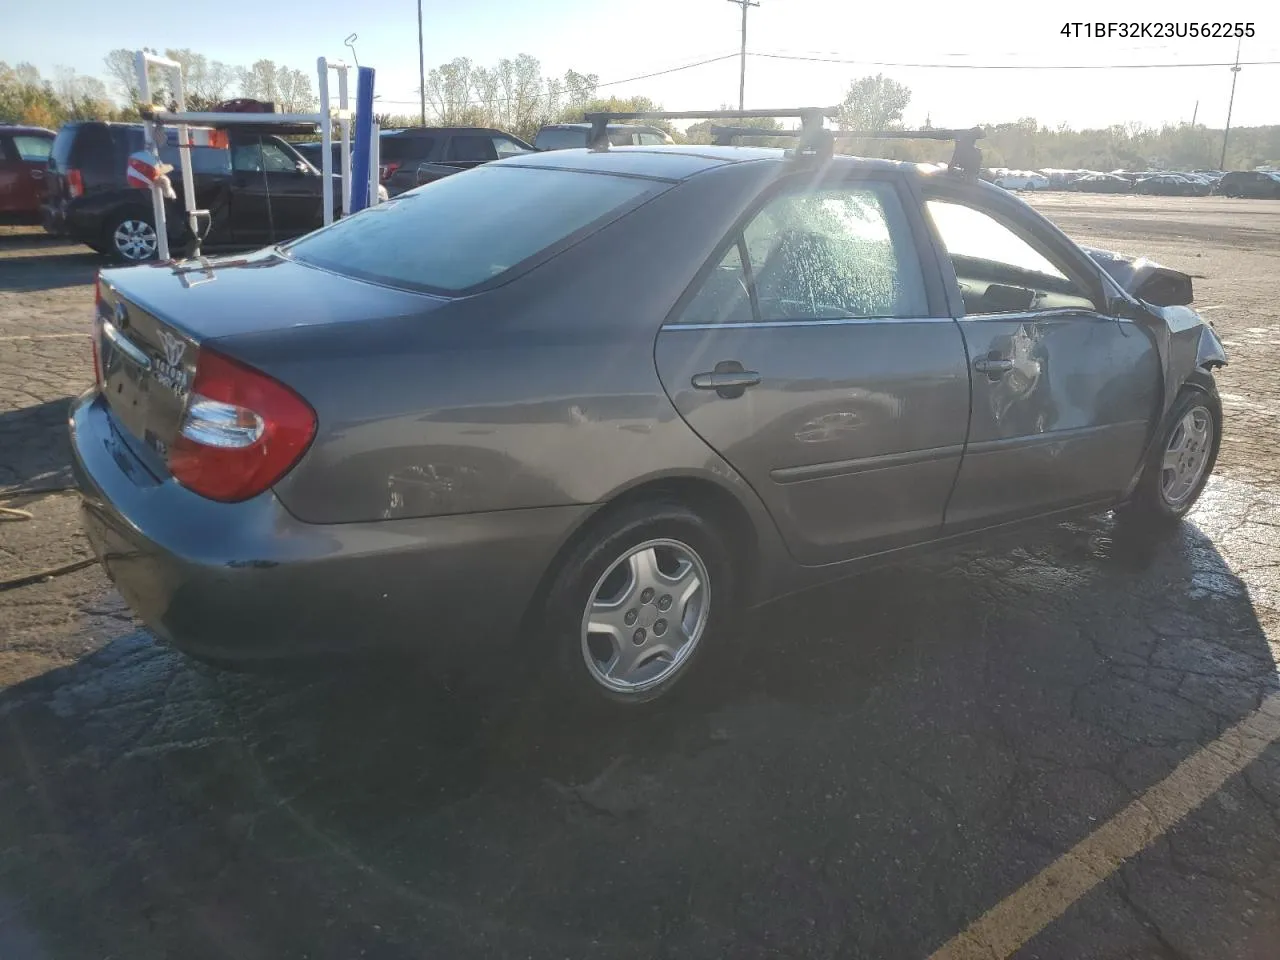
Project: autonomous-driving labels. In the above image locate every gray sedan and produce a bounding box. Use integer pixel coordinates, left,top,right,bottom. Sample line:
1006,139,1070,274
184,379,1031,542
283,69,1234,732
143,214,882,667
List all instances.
71,141,1227,707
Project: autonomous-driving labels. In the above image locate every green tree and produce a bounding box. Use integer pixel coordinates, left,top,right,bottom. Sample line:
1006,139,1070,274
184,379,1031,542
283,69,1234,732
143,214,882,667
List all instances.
838,74,911,131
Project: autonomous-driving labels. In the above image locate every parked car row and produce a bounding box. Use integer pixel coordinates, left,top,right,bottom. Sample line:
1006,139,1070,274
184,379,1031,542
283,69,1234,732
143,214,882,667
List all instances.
290,122,674,198
987,162,1280,199
38,121,391,262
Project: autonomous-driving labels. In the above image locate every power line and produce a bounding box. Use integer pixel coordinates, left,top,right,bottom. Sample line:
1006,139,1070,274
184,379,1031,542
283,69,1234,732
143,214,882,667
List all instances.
749,51,1280,69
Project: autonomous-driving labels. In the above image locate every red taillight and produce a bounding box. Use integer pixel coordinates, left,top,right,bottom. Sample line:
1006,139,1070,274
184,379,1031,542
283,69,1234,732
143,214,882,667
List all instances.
167,348,316,502
378,161,400,182
67,168,84,198
91,275,104,388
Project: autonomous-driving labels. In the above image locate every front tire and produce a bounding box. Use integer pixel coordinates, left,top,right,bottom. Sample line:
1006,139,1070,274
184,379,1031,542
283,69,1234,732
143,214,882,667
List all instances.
1122,388,1221,529
540,501,736,708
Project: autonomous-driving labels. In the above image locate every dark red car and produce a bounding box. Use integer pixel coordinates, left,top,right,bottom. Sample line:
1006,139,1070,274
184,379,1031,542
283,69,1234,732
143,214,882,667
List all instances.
0,124,55,224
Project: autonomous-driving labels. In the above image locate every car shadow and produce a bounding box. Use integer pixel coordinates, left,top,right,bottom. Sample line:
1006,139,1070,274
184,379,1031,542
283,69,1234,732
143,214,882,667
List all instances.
0,398,74,493
0,233,100,292
0,485,1274,959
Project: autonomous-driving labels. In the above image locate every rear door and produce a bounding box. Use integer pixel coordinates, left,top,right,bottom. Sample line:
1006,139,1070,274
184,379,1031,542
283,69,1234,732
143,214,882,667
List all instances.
920,182,1162,531
655,172,971,565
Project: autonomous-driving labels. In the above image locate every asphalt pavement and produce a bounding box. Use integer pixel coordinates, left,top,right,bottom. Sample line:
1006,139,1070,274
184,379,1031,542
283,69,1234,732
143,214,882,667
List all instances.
1,201,1278,959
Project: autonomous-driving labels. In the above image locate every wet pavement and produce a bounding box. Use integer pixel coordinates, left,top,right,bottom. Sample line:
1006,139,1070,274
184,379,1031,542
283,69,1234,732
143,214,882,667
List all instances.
0,476,1277,959
2,204,1280,958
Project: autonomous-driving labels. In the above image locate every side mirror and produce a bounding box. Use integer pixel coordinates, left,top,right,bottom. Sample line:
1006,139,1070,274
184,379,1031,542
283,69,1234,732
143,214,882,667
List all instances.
295,160,312,175
1133,267,1194,308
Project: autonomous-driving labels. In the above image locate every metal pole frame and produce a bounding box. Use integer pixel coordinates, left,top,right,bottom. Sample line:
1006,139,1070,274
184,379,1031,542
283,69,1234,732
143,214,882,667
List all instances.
135,51,202,261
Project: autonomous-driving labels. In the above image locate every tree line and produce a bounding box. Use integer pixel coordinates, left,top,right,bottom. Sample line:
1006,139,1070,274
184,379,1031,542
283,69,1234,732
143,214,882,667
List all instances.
3,51,1277,172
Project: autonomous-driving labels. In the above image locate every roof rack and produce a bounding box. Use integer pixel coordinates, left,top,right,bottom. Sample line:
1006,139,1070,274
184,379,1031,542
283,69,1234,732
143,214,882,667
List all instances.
581,108,985,179
828,127,987,180
583,107,840,158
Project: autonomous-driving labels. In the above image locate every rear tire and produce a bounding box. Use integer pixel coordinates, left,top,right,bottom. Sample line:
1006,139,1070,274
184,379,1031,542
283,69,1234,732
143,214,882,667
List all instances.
104,212,160,263
1120,388,1221,531
538,500,737,709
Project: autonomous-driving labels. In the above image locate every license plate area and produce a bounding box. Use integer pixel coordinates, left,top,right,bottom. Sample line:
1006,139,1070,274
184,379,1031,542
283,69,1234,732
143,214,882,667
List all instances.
101,319,153,443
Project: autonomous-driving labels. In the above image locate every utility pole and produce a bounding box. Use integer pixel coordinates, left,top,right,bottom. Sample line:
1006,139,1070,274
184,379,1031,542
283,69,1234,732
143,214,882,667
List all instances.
1190,100,1198,126
417,0,426,126
726,0,759,110
1220,39,1242,170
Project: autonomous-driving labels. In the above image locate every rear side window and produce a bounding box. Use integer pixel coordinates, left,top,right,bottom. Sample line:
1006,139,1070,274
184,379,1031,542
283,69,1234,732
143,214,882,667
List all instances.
534,128,587,151
447,135,498,162
11,135,53,162
285,164,662,293
381,136,434,162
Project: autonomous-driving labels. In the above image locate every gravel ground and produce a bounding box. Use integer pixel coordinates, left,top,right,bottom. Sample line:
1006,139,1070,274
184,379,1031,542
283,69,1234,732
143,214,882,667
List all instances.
0,196,1278,960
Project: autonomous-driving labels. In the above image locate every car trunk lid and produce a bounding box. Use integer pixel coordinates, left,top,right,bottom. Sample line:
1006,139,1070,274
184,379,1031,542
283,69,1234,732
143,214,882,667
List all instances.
94,249,447,470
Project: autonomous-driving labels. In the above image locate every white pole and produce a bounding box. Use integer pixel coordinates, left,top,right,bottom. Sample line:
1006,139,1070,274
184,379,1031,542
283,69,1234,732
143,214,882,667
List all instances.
337,64,351,216
317,57,333,226
135,51,170,261
168,61,199,257
369,123,381,207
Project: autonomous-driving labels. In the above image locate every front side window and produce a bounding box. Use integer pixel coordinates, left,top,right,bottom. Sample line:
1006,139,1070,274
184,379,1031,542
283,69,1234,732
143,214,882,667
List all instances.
677,181,929,325
232,139,297,173
285,164,662,293
925,198,1097,315
492,136,532,159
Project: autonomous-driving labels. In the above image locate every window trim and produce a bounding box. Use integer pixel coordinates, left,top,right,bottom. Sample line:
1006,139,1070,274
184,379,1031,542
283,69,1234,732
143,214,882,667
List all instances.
919,181,1108,318
665,170,945,329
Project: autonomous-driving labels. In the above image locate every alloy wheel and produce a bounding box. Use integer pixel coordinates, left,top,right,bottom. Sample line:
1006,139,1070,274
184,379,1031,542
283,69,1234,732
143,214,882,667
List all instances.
1160,406,1214,506
580,538,710,695
113,219,158,261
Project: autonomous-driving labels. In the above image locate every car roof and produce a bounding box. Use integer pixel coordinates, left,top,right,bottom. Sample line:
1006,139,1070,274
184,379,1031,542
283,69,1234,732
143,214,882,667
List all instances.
542,122,667,131
0,124,55,136
503,143,942,182
381,127,506,136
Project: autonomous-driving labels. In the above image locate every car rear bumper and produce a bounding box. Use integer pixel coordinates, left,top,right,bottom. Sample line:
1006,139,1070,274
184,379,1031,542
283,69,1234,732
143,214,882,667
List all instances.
70,389,588,663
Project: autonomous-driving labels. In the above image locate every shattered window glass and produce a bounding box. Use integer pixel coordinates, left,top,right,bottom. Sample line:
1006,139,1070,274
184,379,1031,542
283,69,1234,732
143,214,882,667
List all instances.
680,183,928,325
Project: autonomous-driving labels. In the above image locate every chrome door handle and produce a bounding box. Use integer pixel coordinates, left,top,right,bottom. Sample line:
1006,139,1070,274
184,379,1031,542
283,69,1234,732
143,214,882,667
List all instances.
30,169,44,179
691,371,762,390
691,361,761,399
973,357,1014,376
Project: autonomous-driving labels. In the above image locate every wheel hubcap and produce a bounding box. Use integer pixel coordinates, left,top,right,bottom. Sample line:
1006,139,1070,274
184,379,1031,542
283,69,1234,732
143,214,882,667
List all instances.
580,538,710,694
113,220,157,261
1160,407,1213,506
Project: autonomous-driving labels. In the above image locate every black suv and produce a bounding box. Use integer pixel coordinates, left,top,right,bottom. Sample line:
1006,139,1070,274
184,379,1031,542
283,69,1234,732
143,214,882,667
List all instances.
1214,170,1280,199
533,123,674,151
367,127,535,196
44,121,350,261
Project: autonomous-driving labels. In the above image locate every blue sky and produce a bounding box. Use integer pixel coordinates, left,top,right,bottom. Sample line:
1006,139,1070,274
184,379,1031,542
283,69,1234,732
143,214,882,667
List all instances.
6,0,1279,129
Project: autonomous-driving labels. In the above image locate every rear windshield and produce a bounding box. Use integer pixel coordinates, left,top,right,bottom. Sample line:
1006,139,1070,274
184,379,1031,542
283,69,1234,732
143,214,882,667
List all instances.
534,128,587,151
284,164,662,293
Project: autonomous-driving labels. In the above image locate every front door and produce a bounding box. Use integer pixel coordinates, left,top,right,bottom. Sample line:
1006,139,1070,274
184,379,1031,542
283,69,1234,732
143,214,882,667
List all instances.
655,174,971,566
230,136,319,244
920,185,1162,531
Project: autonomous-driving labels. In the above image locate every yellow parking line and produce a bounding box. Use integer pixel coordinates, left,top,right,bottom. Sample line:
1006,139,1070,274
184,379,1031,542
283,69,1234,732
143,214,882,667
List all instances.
929,690,1280,960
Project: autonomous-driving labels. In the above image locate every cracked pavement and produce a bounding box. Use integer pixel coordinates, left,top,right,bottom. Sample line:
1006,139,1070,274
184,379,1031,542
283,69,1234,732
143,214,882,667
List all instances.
1,197,1279,959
